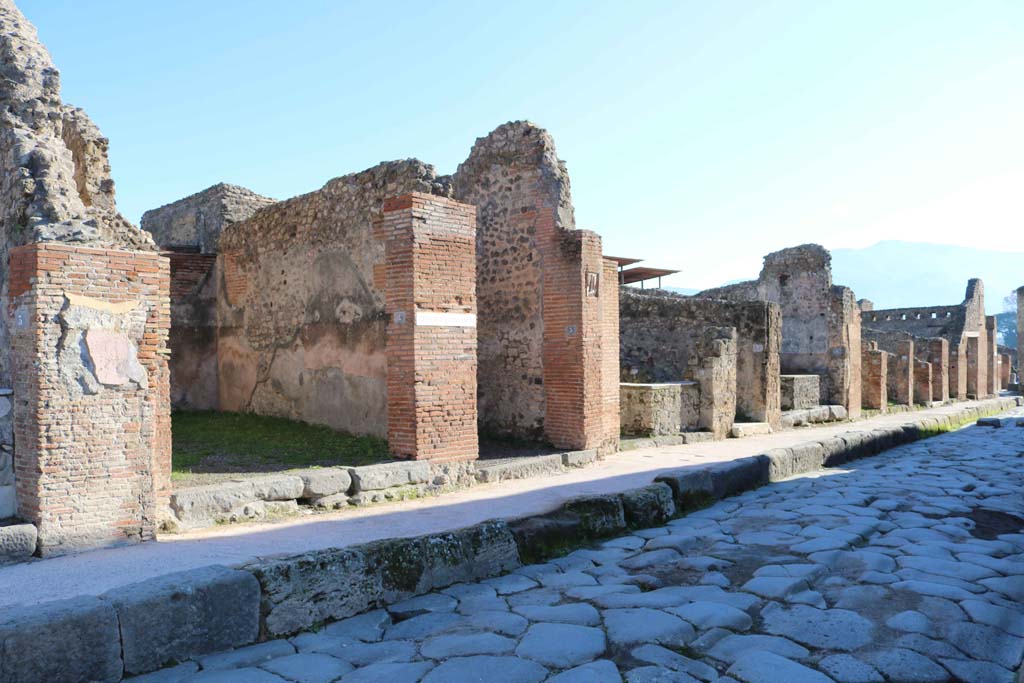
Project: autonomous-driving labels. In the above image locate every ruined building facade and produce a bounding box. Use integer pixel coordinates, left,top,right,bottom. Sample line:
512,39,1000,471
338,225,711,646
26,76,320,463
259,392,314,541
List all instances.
0,0,170,554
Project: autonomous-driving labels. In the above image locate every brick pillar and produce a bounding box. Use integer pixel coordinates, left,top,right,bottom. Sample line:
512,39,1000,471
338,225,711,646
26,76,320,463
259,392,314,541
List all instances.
927,338,949,403
861,341,887,411
599,258,621,452
986,316,998,395
949,341,968,401
542,230,617,453
1000,353,1011,389
966,335,982,399
888,340,913,406
914,360,933,406
7,243,170,556
383,193,478,462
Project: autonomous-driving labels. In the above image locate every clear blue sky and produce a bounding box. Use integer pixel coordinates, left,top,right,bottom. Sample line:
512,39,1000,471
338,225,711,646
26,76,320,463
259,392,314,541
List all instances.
21,0,1024,289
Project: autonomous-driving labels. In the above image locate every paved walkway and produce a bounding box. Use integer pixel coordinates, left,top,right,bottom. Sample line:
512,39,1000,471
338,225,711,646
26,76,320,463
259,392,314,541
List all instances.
0,399,1009,610
132,406,1024,682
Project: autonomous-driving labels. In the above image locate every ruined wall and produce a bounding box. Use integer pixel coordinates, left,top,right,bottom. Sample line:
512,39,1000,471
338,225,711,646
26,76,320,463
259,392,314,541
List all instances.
217,161,447,437
986,316,999,395
861,342,887,410
698,244,859,414
1,2,169,551
914,360,932,406
864,279,985,402
142,184,277,410
452,122,618,451
927,338,949,402
618,289,781,426
692,327,738,438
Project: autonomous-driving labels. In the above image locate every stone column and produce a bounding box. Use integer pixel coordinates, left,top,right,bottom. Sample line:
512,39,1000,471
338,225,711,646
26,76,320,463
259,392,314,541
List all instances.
886,340,914,406
949,341,968,401
927,338,949,403
383,193,478,462
826,286,862,419
1000,353,1011,389
7,243,170,556
914,360,933,406
861,341,887,411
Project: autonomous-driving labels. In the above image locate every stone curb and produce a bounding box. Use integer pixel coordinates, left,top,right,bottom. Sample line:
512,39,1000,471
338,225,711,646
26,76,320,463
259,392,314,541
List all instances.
4,397,1017,682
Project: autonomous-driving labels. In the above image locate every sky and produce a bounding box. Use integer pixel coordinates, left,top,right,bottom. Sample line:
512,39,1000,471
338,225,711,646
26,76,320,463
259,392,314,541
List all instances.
20,0,1024,290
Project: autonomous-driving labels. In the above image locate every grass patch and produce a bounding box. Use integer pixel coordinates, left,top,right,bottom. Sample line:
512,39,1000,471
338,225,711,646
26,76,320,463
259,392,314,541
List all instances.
172,411,389,479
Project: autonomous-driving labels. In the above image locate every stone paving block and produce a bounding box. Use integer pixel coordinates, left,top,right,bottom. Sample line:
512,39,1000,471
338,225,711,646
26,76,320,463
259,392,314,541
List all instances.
198,640,295,671
708,456,769,498
562,449,598,468
419,656,547,683
603,608,695,647
475,455,564,484
322,639,418,666
250,474,305,501
515,622,606,668
104,565,261,676
337,661,434,683
170,481,258,524
187,668,288,682
564,494,627,536
654,468,716,511
0,595,122,683
727,650,832,683
419,632,516,658
259,653,353,683
126,661,200,683
546,659,620,683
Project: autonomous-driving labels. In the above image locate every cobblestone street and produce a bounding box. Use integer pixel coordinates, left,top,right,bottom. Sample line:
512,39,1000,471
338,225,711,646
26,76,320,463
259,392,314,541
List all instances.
137,412,1024,683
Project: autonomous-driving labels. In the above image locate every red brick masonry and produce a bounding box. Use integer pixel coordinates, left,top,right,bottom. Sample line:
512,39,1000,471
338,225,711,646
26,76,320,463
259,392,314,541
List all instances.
7,242,170,555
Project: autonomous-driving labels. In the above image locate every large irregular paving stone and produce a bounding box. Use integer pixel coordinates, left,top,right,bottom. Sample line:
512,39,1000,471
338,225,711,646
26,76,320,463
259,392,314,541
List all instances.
299,468,353,498
546,659,621,683
322,610,391,642
818,654,884,683
338,660,435,683
515,622,606,668
726,650,833,683
199,640,295,671
420,655,547,683
512,603,601,625
322,639,418,667
604,608,696,647
760,604,875,651
630,644,720,681
259,653,354,683
862,648,949,683
419,632,516,659
187,668,287,682
462,610,529,636
707,634,810,663
938,657,1016,683
960,599,1024,637
941,621,1024,670
383,612,462,641
668,601,753,631
625,666,701,682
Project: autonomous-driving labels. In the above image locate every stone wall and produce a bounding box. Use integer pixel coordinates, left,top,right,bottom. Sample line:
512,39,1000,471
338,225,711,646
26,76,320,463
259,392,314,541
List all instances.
986,315,999,395
142,183,276,255
216,161,446,437
620,383,686,437
693,327,738,438
863,279,986,401
927,338,949,402
914,360,933,406
451,122,618,453
781,375,820,411
142,185,276,410
698,244,860,417
1,2,170,554
619,289,781,426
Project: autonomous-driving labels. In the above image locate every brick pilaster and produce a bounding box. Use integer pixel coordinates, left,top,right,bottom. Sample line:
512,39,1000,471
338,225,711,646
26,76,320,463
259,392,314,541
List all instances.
383,193,478,462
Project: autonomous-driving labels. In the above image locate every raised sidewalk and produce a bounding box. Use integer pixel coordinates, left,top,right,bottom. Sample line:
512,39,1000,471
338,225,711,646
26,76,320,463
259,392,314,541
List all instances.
1,397,1014,611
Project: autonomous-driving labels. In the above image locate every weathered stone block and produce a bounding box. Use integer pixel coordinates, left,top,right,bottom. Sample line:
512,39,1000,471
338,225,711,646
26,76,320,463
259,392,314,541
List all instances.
708,456,770,498
620,483,676,528
766,443,824,482
298,468,353,498
0,596,122,683
251,474,305,501
781,375,820,410
817,437,850,467
730,422,772,438
509,513,583,564
562,449,598,468
102,564,260,676
564,495,627,537
475,454,564,484
619,383,684,437
349,462,431,492
655,468,715,511
248,520,519,636
0,522,37,564
169,481,257,524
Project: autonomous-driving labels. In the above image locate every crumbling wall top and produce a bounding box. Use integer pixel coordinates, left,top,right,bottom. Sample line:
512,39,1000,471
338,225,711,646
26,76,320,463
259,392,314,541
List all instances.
0,0,152,250
142,183,277,254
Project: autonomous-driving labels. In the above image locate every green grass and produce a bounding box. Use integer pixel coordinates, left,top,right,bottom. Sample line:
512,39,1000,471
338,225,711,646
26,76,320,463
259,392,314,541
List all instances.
172,411,389,477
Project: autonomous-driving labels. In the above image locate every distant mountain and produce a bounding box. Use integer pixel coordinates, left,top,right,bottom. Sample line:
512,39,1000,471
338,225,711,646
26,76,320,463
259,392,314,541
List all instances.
830,241,1021,316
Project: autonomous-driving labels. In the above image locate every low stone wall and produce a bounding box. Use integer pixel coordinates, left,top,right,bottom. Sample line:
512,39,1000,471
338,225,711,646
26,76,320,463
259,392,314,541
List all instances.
168,461,473,529
620,382,688,436
779,405,848,429
780,374,819,410
2,396,1018,682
